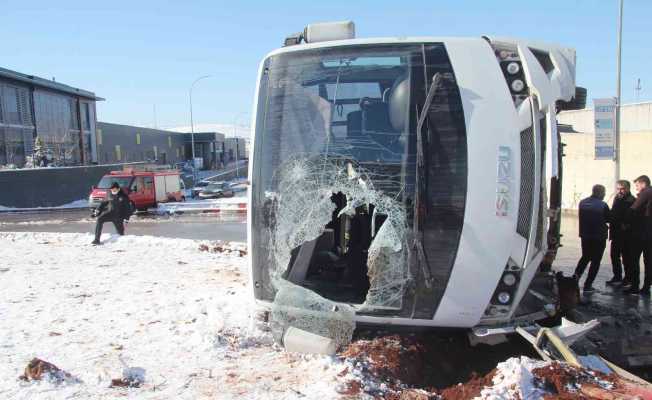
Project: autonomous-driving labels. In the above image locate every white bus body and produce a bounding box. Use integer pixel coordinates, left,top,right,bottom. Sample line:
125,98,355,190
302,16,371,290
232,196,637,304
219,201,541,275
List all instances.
248,23,582,332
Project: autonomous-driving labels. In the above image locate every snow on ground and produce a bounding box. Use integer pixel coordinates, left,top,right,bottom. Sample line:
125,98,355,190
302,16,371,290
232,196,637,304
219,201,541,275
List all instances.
153,196,248,214
0,232,345,400
0,199,89,212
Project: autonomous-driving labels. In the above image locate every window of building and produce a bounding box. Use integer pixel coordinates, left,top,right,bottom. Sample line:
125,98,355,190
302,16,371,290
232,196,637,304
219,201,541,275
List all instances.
69,99,80,130
136,133,141,145
3,86,21,124
83,103,91,130
115,145,122,161
168,136,172,148
96,128,103,145
153,145,158,160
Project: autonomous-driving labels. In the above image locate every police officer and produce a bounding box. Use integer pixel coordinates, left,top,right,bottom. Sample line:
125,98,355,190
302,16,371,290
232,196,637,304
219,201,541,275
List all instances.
91,182,131,245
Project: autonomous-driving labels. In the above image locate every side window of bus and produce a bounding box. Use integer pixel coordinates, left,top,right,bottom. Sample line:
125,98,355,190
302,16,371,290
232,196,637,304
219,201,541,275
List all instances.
143,177,154,191
131,177,145,193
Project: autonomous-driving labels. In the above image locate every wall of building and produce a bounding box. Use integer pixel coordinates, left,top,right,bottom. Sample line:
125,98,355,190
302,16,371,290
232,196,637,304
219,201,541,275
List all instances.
184,132,226,169
0,70,98,167
558,102,652,209
224,137,247,162
0,80,34,166
96,122,186,166
0,162,143,208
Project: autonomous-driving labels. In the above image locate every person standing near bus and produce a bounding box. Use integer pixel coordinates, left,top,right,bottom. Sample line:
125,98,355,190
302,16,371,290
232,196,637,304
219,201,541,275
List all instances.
628,175,652,296
574,184,610,293
607,180,635,286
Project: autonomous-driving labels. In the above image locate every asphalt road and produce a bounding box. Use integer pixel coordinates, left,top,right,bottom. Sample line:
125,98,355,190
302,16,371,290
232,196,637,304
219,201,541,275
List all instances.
0,209,247,242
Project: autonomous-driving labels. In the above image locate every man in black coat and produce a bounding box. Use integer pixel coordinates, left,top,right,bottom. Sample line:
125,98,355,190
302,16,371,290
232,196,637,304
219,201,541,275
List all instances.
607,180,635,286
627,175,652,296
92,182,131,245
574,184,610,293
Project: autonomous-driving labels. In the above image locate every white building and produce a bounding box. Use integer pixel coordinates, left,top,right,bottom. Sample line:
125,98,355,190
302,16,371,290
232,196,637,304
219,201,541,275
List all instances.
558,101,652,209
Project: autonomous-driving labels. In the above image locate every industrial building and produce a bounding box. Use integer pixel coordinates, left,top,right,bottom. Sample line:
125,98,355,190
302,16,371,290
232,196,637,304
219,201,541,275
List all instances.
0,66,101,167
224,137,247,163
558,101,652,209
96,122,187,165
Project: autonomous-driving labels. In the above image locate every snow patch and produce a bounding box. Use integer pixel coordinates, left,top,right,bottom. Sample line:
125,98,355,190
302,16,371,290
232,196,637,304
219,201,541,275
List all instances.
0,232,346,399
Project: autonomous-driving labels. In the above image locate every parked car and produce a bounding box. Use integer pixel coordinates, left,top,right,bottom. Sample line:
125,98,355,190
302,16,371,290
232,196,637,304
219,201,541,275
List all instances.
198,182,234,199
191,180,211,198
229,181,248,193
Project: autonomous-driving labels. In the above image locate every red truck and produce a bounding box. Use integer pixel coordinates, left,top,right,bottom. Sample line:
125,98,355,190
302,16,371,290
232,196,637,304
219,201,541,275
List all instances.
89,167,185,212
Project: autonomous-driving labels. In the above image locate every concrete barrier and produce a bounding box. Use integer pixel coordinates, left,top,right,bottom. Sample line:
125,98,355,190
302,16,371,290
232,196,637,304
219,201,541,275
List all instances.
0,163,144,209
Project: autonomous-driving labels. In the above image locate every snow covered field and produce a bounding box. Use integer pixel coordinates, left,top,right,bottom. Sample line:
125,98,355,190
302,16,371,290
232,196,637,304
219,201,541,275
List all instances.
1,232,644,399
0,232,344,399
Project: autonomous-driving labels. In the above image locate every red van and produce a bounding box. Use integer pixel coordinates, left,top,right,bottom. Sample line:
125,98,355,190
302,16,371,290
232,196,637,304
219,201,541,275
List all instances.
89,168,185,212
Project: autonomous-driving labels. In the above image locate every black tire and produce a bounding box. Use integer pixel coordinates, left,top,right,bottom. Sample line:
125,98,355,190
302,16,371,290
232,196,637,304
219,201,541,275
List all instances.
557,86,587,112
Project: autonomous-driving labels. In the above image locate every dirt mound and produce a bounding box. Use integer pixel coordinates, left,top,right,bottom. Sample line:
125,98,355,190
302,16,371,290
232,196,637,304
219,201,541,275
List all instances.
439,370,497,400
198,241,247,257
19,358,78,384
532,361,617,399
339,334,501,399
340,334,426,386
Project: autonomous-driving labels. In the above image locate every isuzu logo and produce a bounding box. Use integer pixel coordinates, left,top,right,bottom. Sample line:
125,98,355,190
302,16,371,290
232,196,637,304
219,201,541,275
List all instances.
496,146,512,217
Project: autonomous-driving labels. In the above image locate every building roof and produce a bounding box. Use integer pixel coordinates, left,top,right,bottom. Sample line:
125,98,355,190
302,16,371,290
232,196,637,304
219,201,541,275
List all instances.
0,66,103,101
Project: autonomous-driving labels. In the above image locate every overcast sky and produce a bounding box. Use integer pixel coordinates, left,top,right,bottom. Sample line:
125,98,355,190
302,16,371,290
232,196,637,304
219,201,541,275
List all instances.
2,0,650,133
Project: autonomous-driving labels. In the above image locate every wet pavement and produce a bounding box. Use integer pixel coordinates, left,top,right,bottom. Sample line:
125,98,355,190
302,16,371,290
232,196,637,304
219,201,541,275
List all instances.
556,212,650,316
0,209,247,242
556,212,652,379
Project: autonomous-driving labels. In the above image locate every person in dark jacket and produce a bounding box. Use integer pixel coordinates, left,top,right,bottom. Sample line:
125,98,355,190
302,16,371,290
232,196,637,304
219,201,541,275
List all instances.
607,180,635,285
627,175,652,296
574,184,610,292
91,182,131,245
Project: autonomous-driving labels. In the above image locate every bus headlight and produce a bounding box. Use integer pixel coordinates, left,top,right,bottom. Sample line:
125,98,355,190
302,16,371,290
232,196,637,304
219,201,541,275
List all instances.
511,79,525,92
506,62,520,74
502,273,517,286
497,292,511,304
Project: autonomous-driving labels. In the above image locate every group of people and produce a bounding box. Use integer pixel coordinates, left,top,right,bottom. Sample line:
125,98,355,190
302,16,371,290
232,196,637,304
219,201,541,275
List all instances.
575,175,652,296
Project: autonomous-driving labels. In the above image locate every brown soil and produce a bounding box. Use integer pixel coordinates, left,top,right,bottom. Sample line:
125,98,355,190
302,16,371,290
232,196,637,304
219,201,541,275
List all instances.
339,334,507,399
198,242,246,256
19,358,74,383
532,361,618,400
340,334,426,386
438,370,497,400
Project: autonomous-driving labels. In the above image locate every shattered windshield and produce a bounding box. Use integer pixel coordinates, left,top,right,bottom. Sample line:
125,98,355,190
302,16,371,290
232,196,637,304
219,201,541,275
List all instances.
251,43,467,320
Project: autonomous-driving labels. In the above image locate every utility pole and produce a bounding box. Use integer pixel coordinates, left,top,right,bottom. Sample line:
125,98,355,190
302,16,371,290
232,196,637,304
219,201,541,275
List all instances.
614,0,623,184
634,78,642,102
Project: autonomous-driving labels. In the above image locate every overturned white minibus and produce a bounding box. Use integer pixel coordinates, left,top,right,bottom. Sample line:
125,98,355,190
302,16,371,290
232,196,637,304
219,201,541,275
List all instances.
247,22,585,339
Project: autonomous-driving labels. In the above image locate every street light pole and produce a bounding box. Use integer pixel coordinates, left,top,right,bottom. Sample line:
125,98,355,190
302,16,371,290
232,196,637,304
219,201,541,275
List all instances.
232,112,249,179
614,0,623,184
189,75,211,182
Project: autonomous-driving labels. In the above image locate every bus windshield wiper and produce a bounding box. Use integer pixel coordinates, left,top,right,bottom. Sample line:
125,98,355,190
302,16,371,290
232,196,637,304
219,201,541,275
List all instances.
413,73,441,288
